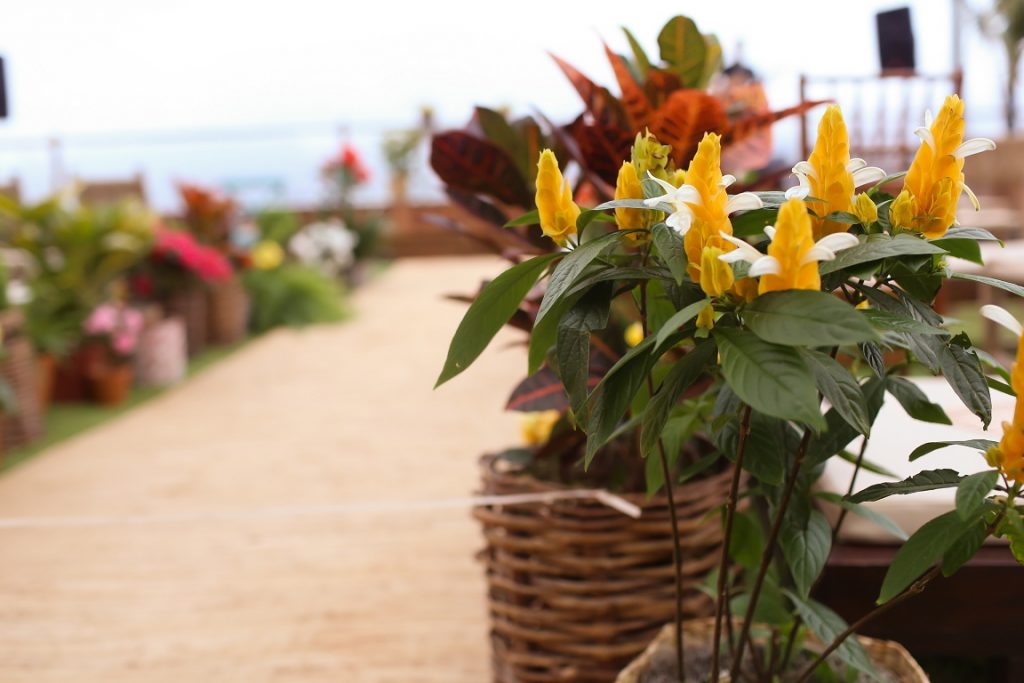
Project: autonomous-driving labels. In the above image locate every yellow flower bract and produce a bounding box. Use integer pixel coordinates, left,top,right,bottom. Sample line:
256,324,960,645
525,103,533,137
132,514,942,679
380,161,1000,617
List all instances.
806,105,855,240
759,198,821,294
614,161,648,238
535,149,579,245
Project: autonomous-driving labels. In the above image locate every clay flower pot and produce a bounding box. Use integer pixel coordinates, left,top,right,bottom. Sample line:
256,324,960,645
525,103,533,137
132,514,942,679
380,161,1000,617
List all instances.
90,363,134,406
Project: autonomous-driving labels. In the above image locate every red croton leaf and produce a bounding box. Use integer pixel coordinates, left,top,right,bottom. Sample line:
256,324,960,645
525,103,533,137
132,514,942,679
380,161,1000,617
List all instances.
603,43,652,132
564,116,635,188
549,52,628,130
430,131,532,207
649,89,731,167
506,342,618,412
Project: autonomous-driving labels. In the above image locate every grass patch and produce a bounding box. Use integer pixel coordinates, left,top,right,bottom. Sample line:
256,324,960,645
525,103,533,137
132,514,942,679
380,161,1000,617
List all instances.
1,340,249,472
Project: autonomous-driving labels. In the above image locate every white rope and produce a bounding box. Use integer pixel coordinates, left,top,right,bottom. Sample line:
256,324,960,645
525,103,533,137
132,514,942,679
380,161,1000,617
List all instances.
0,489,642,530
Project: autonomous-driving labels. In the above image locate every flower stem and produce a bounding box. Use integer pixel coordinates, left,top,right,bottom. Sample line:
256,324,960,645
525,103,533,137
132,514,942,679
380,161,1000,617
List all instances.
709,403,752,683
729,426,813,680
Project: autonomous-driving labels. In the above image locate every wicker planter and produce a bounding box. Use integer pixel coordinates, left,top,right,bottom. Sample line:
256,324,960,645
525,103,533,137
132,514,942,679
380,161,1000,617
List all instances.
475,454,739,683
0,311,44,449
206,275,249,345
616,619,927,682
164,284,207,356
135,315,187,388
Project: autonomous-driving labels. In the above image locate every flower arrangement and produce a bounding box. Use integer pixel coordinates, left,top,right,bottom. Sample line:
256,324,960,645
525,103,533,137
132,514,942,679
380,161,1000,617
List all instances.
438,95,1023,681
177,182,237,249
83,303,144,362
149,227,233,283
322,142,371,188
288,219,357,278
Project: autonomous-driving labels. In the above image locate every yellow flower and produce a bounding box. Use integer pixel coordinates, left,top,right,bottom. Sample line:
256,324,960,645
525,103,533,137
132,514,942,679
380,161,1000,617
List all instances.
535,149,580,246
853,192,878,226
251,240,284,270
980,305,1024,481
520,410,561,447
631,130,674,182
624,321,644,347
696,303,716,331
669,169,687,188
719,198,859,295
788,105,886,240
699,246,734,297
644,133,761,282
896,95,995,239
614,161,649,239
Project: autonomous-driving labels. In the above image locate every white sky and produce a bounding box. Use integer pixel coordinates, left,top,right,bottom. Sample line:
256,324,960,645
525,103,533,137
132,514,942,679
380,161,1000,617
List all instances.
0,0,1011,207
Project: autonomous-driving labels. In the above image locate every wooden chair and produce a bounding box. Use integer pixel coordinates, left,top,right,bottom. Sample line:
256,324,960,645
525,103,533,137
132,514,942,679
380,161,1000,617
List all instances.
0,178,20,203
77,172,146,205
799,70,963,171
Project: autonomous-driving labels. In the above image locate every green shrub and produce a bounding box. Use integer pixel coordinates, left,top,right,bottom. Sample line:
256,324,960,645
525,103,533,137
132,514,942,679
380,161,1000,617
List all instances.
242,264,347,333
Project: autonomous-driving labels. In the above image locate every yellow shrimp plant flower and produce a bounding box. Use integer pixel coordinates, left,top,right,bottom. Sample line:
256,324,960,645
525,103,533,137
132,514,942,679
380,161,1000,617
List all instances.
535,149,580,246
980,305,1024,482
786,105,886,240
614,161,649,239
519,410,561,447
719,197,859,294
891,95,995,239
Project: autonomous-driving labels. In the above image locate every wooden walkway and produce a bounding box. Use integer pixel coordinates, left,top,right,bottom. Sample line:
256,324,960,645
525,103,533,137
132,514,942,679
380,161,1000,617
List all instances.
0,257,522,682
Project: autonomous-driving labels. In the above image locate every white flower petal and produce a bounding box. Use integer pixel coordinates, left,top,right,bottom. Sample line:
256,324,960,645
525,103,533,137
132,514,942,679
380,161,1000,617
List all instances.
647,172,679,196
643,195,670,208
763,225,777,240
718,232,765,262
725,192,763,214
748,256,782,277
954,138,996,159
720,174,737,188
672,185,703,206
963,183,981,211
851,166,887,187
846,158,868,172
785,185,810,200
816,232,860,252
981,305,1024,336
924,109,934,127
802,245,836,264
666,211,692,235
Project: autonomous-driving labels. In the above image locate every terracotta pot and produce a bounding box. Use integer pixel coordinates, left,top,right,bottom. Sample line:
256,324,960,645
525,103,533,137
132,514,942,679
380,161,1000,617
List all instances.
90,364,134,406
616,619,928,682
37,353,56,411
52,343,106,403
205,275,249,345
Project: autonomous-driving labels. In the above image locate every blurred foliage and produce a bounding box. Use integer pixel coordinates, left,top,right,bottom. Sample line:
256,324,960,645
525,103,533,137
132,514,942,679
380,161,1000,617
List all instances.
242,264,347,333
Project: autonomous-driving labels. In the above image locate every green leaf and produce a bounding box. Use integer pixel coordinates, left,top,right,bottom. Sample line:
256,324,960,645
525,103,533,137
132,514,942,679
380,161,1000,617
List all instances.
860,308,946,336
475,106,529,179
836,448,898,478
714,327,824,429
802,349,871,435
640,342,715,458
859,342,886,378
909,438,997,461
885,376,952,425
955,470,998,521
942,519,987,576
780,509,832,597
556,284,611,417
819,234,947,275
657,15,706,87
787,593,879,679
731,207,777,238
999,508,1024,565
654,298,708,348
576,208,615,231
729,509,765,570
436,253,559,387
941,226,1003,244
651,222,688,286
931,237,983,264
622,26,651,78
878,510,976,603
504,209,539,227
743,290,878,347
528,292,576,376
950,272,1024,298
938,342,992,428
816,492,908,540
536,232,623,325
849,469,965,504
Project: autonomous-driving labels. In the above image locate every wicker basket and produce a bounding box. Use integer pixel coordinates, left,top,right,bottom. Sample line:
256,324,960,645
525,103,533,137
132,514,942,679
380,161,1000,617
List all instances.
475,454,739,683
0,311,43,450
163,284,207,356
206,275,249,345
616,619,928,682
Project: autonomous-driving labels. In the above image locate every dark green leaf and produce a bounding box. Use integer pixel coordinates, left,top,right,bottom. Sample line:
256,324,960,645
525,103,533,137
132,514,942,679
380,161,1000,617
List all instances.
714,327,825,429
816,492,908,540
836,448,898,478
941,226,1003,243
787,592,879,679
860,308,946,336
878,510,976,603
938,342,992,428
909,438,997,461
536,232,623,324
504,209,539,227
640,342,715,457
850,469,965,504
743,290,878,347
859,342,886,378
999,508,1024,565
576,208,615,231
942,519,987,576
950,272,1024,298
886,376,952,425
780,509,832,597
529,292,577,376
731,207,777,238
931,237,983,264
729,509,765,570
655,298,708,348
437,253,559,386
955,470,998,521
819,234,947,275
556,284,611,417
651,222,688,285
802,349,871,435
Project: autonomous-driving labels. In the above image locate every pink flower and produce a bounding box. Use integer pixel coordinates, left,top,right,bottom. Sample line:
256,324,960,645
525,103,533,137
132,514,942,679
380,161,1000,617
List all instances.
152,228,233,282
111,332,137,355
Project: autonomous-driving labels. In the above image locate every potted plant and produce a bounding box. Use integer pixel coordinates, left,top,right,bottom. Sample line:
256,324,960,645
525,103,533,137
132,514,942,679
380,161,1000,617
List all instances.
439,92,1021,681
81,302,144,405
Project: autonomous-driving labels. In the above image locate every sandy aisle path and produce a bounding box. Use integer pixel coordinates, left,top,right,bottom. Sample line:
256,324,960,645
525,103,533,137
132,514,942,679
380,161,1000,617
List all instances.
0,257,521,682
